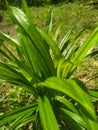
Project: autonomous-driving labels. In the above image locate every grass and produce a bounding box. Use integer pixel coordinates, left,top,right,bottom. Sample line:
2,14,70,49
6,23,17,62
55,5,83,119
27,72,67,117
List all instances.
1,1,98,29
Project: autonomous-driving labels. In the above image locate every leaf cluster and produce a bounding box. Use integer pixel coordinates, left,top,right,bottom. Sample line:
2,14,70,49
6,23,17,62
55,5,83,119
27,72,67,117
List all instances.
0,0,98,129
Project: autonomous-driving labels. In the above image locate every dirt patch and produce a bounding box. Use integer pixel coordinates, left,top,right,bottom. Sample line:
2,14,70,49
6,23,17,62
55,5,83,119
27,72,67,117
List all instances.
0,23,17,39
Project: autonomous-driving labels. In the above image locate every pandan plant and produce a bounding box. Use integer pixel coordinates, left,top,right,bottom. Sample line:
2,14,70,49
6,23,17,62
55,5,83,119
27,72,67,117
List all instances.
0,0,98,129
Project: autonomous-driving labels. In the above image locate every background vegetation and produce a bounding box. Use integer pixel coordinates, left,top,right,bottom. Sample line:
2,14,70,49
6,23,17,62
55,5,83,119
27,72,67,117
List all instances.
0,0,97,8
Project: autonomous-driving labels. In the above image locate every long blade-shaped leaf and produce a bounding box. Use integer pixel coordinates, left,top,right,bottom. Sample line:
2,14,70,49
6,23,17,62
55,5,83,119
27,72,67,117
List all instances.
61,110,83,130
59,25,73,51
38,96,59,130
22,0,33,21
89,89,98,100
10,113,35,130
0,32,20,46
8,6,55,77
0,103,37,124
39,77,96,121
0,62,36,94
63,27,98,77
81,110,98,130
45,7,53,34
63,26,87,59
86,50,98,59
72,26,98,64
61,108,86,128
38,28,62,60
0,42,19,62
55,96,79,114
53,22,63,41
18,29,52,78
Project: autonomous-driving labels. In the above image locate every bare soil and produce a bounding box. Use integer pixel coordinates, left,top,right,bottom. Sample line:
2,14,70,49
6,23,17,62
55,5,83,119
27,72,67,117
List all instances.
0,23,17,39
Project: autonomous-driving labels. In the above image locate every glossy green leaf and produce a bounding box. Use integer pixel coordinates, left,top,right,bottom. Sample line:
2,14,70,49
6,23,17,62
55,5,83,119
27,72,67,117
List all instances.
0,32,20,46
86,50,98,59
38,96,59,130
61,108,86,128
72,26,98,64
80,110,98,130
53,22,63,41
64,26,87,59
55,96,79,114
46,7,53,34
10,114,35,130
0,103,37,124
39,77,96,121
59,25,73,52
0,62,37,94
0,42,20,62
60,111,83,130
22,0,33,21
8,6,55,77
57,58,65,77
38,28,62,60
89,89,98,100
18,29,52,78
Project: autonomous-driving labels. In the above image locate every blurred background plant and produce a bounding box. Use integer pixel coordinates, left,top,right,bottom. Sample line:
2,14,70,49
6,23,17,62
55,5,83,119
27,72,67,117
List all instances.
0,0,98,9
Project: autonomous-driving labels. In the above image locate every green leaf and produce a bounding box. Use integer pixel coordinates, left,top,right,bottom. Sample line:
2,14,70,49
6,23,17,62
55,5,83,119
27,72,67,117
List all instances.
38,96,59,130
10,113,35,130
8,6,55,78
89,89,98,100
53,21,63,41
55,96,79,114
72,26,98,64
39,77,96,121
0,103,37,124
61,111,83,130
0,42,19,62
0,32,20,46
18,29,52,78
62,27,86,59
22,0,33,21
62,26,98,77
45,7,53,34
56,27,88,78
59,25,73,52
38,28,62,60
0,62,36,94
80,110,98,130
86,50,98,59
57,58,65,78
61,108,86,129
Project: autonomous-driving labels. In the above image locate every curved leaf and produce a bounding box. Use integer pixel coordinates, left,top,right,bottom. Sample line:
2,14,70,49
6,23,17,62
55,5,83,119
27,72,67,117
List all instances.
89,89,98,100
8,6,55,77
0,32,20,46
38,28,62,60
45,7,53,34
0,103,37,124
72,26,98,64
61,108,86,129
55,96,79,114
39,77,96,121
